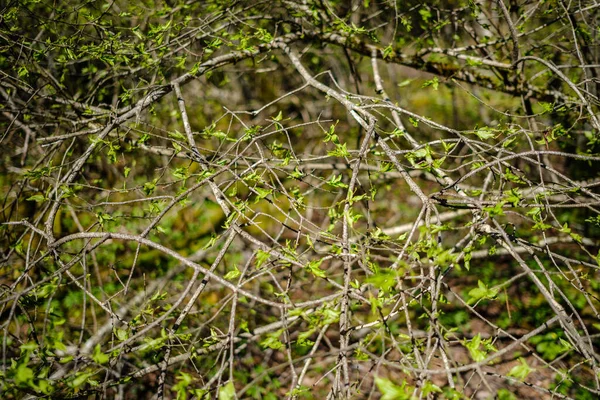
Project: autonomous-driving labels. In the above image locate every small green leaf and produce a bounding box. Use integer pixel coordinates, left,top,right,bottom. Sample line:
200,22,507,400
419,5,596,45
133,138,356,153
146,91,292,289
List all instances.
375,377,413,400
463,333,496,362
219,382,236,400
503,168,525,184
260,330,284,350
254,187,272,200
497,388,517,400
27,194,46,203
143,179,158,195
168,130,187,141
255,249,270,268
202,233,218,249
475,128,496,140
327,174,348,188
306,259,326,278
20,342,38,354
505,188,522,207
70,371,95,389
508,358,535,380
382,45,394,59
15,363,34,385
466,57,483,66
172,167,188,179
115,328,129,341
327,142,349,158
468,280,499,304
224,266,241,280
290,167,304,179
483,201,505,217
366,269,398,292
92,344,109,365
422,77,439,90
422,381,442,395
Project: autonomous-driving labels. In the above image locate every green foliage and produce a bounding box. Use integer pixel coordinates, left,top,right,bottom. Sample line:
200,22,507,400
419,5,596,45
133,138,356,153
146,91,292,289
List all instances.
530,332,573,361
467,280,499,305
375,377,414,400
305,259,326,278
508,358,535,381
462,334,496,362
218,382,236,400
497,389,517,400
1,0,599,398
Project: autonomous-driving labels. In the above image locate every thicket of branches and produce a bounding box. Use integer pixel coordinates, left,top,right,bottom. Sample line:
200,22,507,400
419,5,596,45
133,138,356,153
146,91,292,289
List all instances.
1,0,600,398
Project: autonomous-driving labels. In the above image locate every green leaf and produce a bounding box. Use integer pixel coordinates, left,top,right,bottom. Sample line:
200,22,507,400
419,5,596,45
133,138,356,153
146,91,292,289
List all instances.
502,136,517,148
172,167,189,179
379,161,394,172
464,335,486,361
70,371,95,389
140,335,166,352
33,282,57,299
382,45,394,59
324,122,339,143
466,57,483,66
483,201,505,217
497,389,517,400
314,307,340,325
92,344,109,365
419,7,432,22
96,211,115,227
475,127,496,140
115,328,129,341
168,130,187,141
15,362,34,385
224,266,241,280
143,179,158,195
306,259,326,278
508,358,534,380
526,207,542,220
400,16,412,31
370,227,390,241
150,291,167,302
366,268,398,292
327,174,348,188
503,168,525,184
255,249,271,268
505,188,522,207
219,382,236,400
463,333,496,362
254,187,272,201
375,377,413,400
20,342,38,354
260,330,284,350
27,194,46,203
202,233,218,250
327,142,349,158
422,77,439,90
468,280,499,304
422,381,442,396
290,167,304,179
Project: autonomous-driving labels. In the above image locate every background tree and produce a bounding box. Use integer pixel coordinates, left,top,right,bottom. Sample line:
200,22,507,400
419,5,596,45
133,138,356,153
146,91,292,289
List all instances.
1,0,600,398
